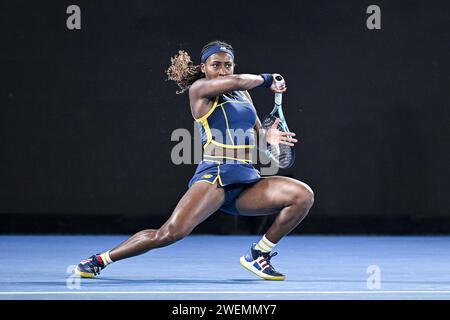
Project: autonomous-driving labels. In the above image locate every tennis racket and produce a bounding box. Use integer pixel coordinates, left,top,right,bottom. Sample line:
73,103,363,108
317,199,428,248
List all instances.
262,75,296,169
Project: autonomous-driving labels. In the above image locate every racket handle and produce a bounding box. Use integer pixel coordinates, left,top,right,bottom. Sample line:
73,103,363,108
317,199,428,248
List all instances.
275,93,282,106
274,75,284,88
274,75,284,105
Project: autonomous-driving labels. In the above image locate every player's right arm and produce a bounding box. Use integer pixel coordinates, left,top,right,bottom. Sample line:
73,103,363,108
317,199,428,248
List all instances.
190,74,264,100
189,74,266,120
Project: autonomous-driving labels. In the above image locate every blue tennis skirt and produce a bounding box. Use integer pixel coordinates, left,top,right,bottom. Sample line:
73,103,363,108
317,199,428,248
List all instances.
188,160,261,215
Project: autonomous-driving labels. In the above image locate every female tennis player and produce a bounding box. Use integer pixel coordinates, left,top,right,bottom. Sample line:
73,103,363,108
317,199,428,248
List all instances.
75,40,314,281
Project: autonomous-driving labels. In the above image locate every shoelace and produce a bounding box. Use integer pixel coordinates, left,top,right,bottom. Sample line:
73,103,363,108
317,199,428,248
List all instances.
261,251,277,260
259,251,278,270
83,256,103,274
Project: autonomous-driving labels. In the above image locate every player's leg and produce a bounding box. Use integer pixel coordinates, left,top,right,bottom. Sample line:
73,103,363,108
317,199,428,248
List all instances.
236,176,314,242
110,182,225,260
235,176,314,280
75,182,225,277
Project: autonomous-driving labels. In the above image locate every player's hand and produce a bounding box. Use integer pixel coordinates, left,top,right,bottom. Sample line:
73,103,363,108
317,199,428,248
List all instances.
266,118,297,146
270,74,287,93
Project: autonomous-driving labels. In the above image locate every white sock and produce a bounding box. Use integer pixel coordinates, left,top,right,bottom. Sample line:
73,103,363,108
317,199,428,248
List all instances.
100,250,114,266
255,235,277,253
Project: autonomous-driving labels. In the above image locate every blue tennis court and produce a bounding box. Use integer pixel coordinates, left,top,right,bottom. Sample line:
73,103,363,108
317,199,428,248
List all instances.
1,235,450,300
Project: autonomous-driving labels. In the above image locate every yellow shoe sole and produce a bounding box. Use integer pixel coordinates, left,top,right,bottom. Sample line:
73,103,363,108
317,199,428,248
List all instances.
74,266,96,278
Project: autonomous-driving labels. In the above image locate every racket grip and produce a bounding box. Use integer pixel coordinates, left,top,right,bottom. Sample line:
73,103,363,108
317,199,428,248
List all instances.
274,75,284,105
274,75,284,88
275,92,282,106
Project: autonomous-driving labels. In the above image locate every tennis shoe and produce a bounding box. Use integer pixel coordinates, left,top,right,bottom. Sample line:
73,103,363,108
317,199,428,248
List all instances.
74,254,105,278
239,243,285,281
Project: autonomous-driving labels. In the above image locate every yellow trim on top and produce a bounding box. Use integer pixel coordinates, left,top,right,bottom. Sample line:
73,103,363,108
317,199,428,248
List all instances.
200,118,213,148
196,95,255,150
194,97,220,122
210,140,255,149
220,105,235,145
203,154,252,164
216,100,249,108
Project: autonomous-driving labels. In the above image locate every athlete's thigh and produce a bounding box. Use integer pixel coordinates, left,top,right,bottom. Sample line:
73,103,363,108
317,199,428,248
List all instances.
162,182,225,232
234,176,305,216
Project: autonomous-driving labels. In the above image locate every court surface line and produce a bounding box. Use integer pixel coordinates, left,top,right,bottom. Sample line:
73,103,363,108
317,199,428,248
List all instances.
2,290,450,295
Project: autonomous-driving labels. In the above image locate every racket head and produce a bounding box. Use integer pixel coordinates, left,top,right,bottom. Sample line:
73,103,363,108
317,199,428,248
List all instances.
262,113,296,169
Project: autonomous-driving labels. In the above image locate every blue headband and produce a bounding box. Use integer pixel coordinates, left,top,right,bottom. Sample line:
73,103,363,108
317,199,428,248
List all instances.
201,45,234,63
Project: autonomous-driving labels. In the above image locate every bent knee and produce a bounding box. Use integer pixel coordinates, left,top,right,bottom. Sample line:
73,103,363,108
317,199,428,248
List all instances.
289,181,314,209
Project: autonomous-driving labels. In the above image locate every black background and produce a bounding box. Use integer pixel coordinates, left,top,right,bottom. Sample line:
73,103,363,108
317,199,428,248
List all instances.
1,0,448,234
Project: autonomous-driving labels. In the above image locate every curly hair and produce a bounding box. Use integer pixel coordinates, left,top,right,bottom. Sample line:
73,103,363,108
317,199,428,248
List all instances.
166,40,234,94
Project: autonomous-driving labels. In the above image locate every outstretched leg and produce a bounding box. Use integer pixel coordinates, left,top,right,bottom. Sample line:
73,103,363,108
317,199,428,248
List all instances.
110,182,225,261
75,182,224,277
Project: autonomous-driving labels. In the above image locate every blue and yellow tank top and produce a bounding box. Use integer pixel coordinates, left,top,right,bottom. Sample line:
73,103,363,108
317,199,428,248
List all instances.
194,91,257,158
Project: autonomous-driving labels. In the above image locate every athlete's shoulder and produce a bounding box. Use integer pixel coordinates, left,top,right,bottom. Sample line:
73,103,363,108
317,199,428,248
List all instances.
189,78,206,95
